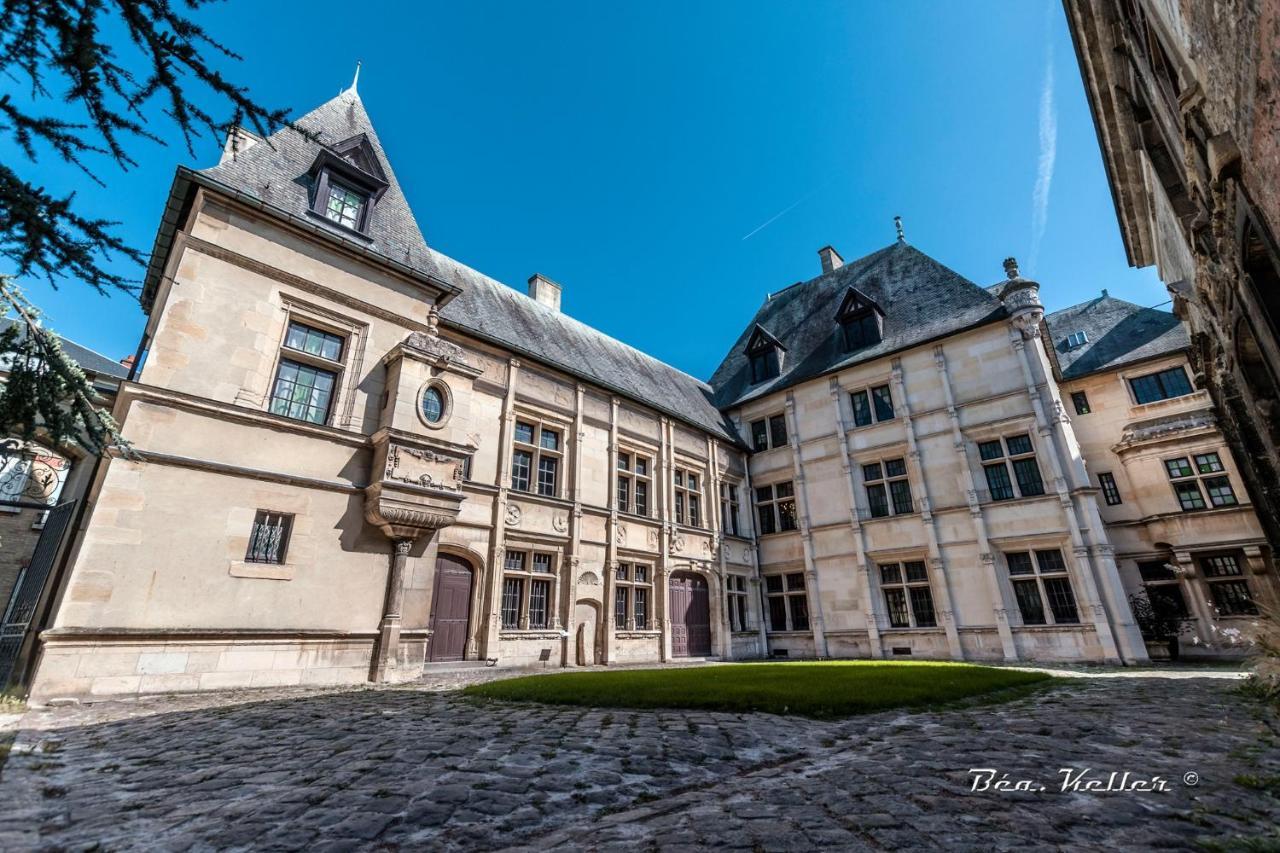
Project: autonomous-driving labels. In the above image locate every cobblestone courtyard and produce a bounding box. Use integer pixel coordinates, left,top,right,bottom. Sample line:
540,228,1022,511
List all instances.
1,666,1277,851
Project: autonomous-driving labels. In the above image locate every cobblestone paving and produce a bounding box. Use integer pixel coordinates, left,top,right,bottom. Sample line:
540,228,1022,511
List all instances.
0,667,1276,851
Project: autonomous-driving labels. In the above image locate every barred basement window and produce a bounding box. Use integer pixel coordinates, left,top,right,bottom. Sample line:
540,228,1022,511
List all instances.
720,482,741,536
1129,366,1193,404
849,384,895,428
1201,554,1258,616
978,434,1044,500
673,468,701,527
1070,391,1091,415
1006,549,1079,625
502,549,558,629
764,573,808,631
879,561,936,628
727,575,749,631
616,450,652,516
246,511,292,564
754,482,797,535
511,419,563,496
863,458,912,518
749,414,789,451
1098,472,1122,506
1164,452,1237,511
614,563,652,629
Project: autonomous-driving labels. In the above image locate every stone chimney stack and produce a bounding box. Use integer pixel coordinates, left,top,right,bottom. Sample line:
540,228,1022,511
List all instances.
219,126,261,165
818,246,844,274
527,273,563,312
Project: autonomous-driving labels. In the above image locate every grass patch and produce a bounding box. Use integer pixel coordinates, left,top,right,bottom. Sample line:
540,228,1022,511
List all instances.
462,661,1052,719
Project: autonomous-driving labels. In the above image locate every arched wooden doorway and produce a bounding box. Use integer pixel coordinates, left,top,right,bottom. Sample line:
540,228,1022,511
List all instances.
428,554,473,662
669,572,711,657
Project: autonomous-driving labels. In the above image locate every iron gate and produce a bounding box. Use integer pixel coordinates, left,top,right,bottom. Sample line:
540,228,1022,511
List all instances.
0,500,77,690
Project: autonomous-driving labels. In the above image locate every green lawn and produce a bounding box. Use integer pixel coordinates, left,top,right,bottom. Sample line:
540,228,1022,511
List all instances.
462,661,1052,719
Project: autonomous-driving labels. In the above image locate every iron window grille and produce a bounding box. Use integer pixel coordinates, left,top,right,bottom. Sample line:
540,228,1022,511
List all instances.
1164,452,1237,511
978,434,1045,501
1005,549,1079,625
720,482,741,537
245,510,292,564
501,549,558,630
754,482,797,535
1098,472,1123,506
1129,366,1194,404
879,561,936,628
511,418,564,497
764,572,809,632
849,384,895,428
616,451,652,516
1200,554,1257,616
673,468,702,528
614,563,653,630
727,574,750,631
862,458,913,518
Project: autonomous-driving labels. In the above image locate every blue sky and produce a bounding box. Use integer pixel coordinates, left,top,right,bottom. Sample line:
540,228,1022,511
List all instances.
5,0,1164,381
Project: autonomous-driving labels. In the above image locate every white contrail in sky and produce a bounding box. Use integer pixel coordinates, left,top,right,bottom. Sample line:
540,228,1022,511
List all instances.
741,187,821,241
1029,35,1057,272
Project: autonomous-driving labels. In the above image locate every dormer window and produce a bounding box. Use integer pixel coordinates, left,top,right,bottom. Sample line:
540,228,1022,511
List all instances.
306,133,389,236
745,325,785,385
325,181,366,229
1065,331,1089,350
836,287,884,353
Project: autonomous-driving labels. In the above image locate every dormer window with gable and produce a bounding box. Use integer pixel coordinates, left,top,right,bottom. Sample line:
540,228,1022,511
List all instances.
836,287,884,353
307,133,389,236
746,325,784,385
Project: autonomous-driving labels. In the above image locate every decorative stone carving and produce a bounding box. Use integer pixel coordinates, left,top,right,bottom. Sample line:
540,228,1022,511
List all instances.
384,444,463,492
578,571,600,586
615,525,626,545
505,503,522,526
404,328,469,367
647,528,659,548
671,532,686,553
553,514,568,533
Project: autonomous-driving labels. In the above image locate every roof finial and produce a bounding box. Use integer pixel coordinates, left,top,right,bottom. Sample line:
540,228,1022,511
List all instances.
349,60,362,93
894,215,905,243
1003,257,1020,279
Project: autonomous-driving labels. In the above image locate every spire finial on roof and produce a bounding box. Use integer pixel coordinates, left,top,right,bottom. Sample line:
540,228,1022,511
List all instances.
894,215,905,243
1003,257,1020,279
349,60,362,93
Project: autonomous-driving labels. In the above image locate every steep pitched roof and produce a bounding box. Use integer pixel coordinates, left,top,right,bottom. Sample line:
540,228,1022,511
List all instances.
199,89,433,281
1044,294,1188,379
0,317,129,380
432,254,736,441
709,242,1007,407
163,89,735,442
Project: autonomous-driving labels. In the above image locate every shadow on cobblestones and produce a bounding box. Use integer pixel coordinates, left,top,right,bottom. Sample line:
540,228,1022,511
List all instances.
0,672,1276,851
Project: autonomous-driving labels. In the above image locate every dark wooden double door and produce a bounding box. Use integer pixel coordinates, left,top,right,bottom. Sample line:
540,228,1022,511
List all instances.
669,572,711,657
428,554,473,662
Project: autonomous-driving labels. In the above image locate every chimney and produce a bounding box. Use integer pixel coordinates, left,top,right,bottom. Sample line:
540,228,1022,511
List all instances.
218,126,261,165
527,273,562,312
818,245,844,274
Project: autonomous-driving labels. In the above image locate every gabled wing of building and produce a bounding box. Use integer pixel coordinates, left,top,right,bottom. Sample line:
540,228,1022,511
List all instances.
709,241,1007,407
1044,294,1188,379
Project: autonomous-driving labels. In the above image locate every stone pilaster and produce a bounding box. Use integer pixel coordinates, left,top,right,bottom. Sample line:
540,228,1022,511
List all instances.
784,392,828,658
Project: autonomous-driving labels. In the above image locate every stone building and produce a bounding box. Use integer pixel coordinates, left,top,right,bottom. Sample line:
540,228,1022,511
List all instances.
1064,0,1280,551
24,86,1276,699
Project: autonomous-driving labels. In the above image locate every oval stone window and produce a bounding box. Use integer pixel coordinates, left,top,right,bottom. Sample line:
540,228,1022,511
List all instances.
421,386,445,424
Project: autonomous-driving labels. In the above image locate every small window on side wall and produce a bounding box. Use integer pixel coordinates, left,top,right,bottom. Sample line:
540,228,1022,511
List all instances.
1070,391,1091,415
246,510,292,564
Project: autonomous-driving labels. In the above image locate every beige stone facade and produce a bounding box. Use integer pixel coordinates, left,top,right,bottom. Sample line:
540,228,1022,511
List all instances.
26,87,1277,700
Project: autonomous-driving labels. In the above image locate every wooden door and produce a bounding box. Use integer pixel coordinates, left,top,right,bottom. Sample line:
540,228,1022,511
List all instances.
669,573,711,657
428,555,473,662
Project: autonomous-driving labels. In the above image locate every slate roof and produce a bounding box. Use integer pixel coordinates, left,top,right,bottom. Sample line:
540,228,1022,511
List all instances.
166,89,735,441
1044,294,1188,379
199,89,437,287
708,241,1008,407
0,317,129,380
